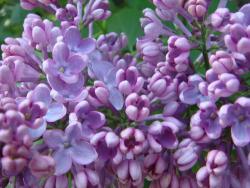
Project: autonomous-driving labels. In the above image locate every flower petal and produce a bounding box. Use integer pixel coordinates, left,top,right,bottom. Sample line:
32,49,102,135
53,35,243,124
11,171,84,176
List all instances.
45,102,66,122
64,26,81,50
53,149,72,175
78,38,96,54
28,120,47,139
52,42,69,63
70,140,98,165
43,129,64,149
108,87,124,110
231,121,250,147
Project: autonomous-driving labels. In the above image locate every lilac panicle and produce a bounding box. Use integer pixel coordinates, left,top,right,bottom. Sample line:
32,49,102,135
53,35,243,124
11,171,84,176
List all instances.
2,0,250,187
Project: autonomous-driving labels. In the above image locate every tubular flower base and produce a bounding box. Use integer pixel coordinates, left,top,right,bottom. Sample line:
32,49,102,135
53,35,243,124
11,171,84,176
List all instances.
0,0,250,187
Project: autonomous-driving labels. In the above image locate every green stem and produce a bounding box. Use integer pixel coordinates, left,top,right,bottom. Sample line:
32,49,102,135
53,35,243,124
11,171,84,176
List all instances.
200,24,210,70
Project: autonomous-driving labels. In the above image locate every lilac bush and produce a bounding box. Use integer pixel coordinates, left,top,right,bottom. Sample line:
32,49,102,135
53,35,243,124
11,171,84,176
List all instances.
0,0,250,187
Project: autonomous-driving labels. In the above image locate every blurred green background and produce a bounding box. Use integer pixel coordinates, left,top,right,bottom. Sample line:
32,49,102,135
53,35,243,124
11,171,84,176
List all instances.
0,0,245,48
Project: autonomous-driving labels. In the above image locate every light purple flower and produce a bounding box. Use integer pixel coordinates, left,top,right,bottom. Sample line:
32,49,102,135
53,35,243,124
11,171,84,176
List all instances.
119,128,148,159
184,0,209,19
116,66,144,95
174,138,199,171
43,42,87,100
136,38,165,65
74,100,106,130
23,14,61,51
191,101,222,139
56,4,77,22
148,120,178,152
179,74,208,105
116,159,143,187
206,150,228,176
144,153,167,180
44,175,68,188
148,71,178,100
219,97,250,147
125,93,150,122
207,73,240,99
43,123,97,175
63,26,96,54
74,168,100,188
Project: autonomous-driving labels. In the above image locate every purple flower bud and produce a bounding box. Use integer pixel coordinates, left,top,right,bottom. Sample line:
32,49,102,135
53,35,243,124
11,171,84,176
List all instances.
148,121,178,152
209,51,236,74
191,101,222,139
137,38,165,65
20,0,38,10
219,97,250,147
2,143,30,176
97,32,127,54
184,0,209,19
174,138,199,171
150,171,179,188
56,4,77,22
116,159,143,186
140,8,166,38
206,150,228,175
84,0,111,25
196,166,223,188
148,72,178,100
211,8,231,32
87,81,109,107
153,0,179,10
29,154,55,178
144,153,167,180
208,73,240,99
44,175,68,188
91,130,119,164
179,176,198,188
120,127,148,158
125,93,150,121
23,14,61,50
116,66,144,95
74,168,100,188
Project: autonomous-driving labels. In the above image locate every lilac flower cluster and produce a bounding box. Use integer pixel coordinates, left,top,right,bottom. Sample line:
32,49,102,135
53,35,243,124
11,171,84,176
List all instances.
0,0,250,187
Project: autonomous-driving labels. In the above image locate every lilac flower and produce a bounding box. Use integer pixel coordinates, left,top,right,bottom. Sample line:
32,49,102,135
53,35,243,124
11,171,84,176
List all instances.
43,123,97,175
125,93,150,121
211,8,231,32
140,8,173,38
43,41,87,101
63,26,96,54
27,83,66,123
116,159,143,187
206,150,228,175
116,66,144,95
191,101,222,139
179,74,208,105
150,171,179,188
148,71,178,100
88,58,124,110
90,130,119,165
56,4,77,22
97,32,127,55
166,36,191,73
87,81,110,107
207,73,240,99
144,153,167,180
119,127,148,159
44,175,68,188
83,0,111,25
219,97,250,147
29,154,55,178
148,121,178,152
136,38,165,65
23,14,61,51
74,168,100,188
224,24,250,54
184,0,209,19
174,138,199,171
